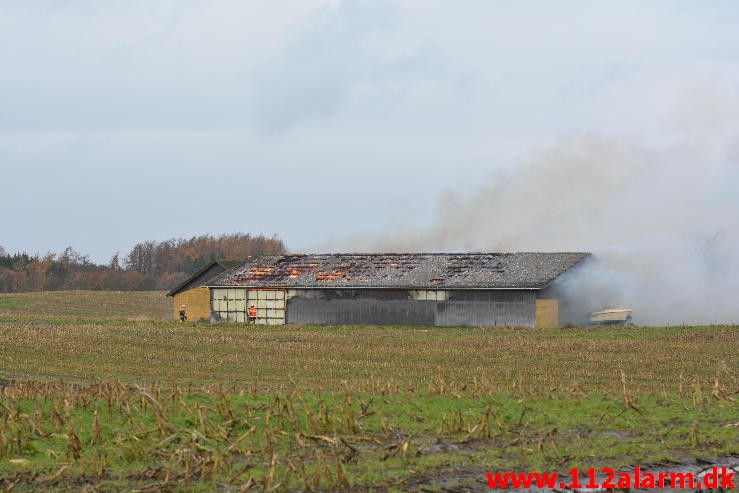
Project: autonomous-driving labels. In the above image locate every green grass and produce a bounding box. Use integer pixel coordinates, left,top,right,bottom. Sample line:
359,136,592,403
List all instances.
0,290,736,491
1,385,736,491
0,290,169,320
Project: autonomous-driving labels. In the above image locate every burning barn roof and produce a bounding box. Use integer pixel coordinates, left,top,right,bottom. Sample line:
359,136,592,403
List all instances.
206,252,590,289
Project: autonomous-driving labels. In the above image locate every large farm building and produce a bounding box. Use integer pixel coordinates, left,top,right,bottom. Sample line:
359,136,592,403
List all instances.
168,253,590,327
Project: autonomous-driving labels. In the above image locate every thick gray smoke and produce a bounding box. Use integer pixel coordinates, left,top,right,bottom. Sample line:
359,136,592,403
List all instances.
336,91,739,325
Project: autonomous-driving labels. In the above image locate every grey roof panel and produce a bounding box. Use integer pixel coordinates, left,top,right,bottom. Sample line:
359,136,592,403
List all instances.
166,259,251,296
205,252,590,290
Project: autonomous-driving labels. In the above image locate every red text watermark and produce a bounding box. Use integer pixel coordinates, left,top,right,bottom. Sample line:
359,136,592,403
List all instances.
486,466,735,490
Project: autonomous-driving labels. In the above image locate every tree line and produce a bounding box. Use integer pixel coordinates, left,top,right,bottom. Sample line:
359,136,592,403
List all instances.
0,234,286,292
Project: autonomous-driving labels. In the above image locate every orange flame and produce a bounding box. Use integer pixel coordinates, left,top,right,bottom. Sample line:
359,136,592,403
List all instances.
315,270,346,282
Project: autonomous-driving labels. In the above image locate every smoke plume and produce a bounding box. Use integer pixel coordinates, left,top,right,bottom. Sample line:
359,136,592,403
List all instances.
338,90,739,325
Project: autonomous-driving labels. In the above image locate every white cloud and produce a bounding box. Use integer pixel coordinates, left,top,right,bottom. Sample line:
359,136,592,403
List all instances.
1,0,738,285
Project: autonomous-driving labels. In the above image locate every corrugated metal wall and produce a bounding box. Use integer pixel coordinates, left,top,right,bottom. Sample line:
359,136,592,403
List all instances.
434,290,535,327
286,289,535,327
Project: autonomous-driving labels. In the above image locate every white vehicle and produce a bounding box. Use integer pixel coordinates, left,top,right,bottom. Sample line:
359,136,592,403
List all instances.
589,308,633,326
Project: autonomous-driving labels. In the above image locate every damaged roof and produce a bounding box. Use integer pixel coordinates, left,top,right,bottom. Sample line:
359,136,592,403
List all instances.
205,252,590,290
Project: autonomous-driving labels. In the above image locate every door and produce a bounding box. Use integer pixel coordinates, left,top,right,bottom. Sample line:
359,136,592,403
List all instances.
247,289,286,325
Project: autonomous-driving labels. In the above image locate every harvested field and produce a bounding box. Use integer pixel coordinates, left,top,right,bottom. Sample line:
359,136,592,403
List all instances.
0,290,169,320
0,291,737,491
0,316,735,394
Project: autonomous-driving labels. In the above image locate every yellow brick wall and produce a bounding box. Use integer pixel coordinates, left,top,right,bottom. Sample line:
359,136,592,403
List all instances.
535,299,559,328
172,288,211,322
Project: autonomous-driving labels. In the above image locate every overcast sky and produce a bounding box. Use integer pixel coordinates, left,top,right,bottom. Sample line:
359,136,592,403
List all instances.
2,1,739,263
